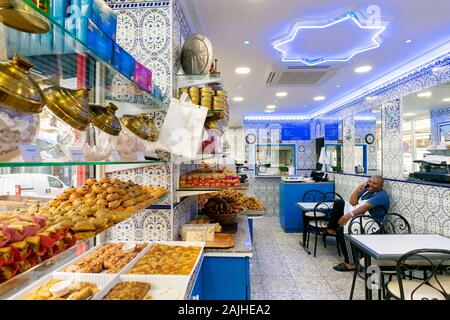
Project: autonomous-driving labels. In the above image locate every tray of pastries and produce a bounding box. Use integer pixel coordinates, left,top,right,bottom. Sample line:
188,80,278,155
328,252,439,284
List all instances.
95,275,189,300
9,273,112,300
56,242,148,275
127,241,204,277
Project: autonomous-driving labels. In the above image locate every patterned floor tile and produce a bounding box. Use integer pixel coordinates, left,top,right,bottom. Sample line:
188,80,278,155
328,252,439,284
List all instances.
301,293,339,300
259,261,291,276
293,276,335,294
265,293,303,300
262,276,299,293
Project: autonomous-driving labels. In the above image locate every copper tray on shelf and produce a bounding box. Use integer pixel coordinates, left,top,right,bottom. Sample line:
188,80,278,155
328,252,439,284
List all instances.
204,233,235,249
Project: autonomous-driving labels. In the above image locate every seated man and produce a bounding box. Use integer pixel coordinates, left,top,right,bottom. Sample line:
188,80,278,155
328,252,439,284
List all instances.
326,176,390,272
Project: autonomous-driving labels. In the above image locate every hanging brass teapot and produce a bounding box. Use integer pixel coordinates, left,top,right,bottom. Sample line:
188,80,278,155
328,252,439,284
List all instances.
0,54,45,113
43,86,91,131
0,0,50,34
89,103,122,136
120,113,159,142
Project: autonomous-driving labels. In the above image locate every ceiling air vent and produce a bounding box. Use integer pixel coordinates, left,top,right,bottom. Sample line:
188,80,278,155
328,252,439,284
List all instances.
265,65,338,87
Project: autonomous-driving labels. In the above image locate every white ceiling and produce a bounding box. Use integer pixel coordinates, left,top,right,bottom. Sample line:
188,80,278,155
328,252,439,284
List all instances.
180,0,450,124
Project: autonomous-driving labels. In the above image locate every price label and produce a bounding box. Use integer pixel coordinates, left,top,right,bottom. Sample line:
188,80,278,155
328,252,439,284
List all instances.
19,144,42,162
136,151,146,161
111,150,121,161
69,147,85,162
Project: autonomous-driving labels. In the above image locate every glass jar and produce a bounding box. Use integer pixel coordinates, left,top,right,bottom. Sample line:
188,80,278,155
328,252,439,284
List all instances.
115,125,147,162
0,107,39,161
83,126,117,161
36,110,88,161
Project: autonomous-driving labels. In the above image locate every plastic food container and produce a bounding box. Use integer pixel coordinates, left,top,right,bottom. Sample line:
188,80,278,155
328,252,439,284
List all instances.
114,125,147,162
0,107,39,161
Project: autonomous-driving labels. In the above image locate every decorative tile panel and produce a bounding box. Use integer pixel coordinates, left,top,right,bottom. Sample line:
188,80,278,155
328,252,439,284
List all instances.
173,196,198,240
105,208,172,241
333,173,449,237
246,172,280,217
107,1,173,102
343,115,355,174
382,99,403,179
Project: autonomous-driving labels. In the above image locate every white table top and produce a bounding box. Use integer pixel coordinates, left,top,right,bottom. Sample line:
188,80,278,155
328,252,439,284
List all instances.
296,202,334,210
346,234,450,260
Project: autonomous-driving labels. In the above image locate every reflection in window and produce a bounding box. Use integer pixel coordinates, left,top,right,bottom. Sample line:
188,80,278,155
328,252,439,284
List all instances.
402,117,431,177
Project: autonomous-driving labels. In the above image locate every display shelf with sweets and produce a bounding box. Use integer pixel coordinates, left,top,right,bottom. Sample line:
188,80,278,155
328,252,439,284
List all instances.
94,274,190,300
8,272,112,300
55,241,149,275
127,241,205,279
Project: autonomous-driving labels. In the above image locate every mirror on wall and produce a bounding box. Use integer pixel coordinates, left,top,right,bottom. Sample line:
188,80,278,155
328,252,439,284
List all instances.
401,82,450,183
322,117,343,173
354,108,382,176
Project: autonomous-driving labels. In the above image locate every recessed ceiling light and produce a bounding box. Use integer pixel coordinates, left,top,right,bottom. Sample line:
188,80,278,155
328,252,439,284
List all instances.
235,67,251,74
266,105,276,109
238,86,242,89
244,40,251,45
355,65,372,73
417,91,432,98
314,96,326,101
336,85,341,88
276,92,288,97
404,113,415,116
264,109,275,113
405,39,412,44
442,97,450,102
233,97,244,102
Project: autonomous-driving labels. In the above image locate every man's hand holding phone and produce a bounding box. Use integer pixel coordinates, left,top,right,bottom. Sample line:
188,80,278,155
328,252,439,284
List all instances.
356,181,368,193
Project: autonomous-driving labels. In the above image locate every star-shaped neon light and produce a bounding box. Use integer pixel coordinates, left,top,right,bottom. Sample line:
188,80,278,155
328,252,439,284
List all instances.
272,12,386,66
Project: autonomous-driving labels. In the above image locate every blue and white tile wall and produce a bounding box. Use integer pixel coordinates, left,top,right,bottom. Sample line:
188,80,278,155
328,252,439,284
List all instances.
342,115,355,174
382,99,403,179
105,208,172,241
106,0,172,102
243,121,316,217
333,174,450,237
173,196,198,240
320,54,450,237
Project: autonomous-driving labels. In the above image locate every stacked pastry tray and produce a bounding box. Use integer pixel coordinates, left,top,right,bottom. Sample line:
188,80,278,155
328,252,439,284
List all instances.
9,241,205,300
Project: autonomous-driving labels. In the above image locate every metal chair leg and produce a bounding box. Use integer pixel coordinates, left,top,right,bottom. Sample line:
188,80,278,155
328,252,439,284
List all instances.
350,259,358,300
313,230,318,257
381,273,386,300
323,233,327,248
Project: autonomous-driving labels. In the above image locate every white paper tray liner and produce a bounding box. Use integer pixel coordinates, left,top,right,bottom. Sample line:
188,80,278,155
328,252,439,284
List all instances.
94,274,189,300
9,272,117,300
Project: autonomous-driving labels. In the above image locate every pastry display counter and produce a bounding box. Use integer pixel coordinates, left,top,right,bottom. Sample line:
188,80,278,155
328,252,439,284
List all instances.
5,241,204,300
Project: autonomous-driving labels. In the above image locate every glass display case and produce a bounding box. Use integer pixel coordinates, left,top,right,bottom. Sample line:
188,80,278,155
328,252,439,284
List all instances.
254,144,296,177
0,0,170,298
0,0,167,166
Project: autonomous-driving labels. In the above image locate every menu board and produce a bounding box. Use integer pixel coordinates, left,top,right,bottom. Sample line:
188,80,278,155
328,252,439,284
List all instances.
280,123,311,141
324,123,340,140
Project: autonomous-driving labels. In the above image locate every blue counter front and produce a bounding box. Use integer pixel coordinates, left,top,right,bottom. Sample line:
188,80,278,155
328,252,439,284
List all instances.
279,181,334,233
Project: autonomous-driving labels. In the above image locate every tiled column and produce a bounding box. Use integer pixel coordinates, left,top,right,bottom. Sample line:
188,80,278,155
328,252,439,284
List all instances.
342,114,355,174
382,99,403,179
